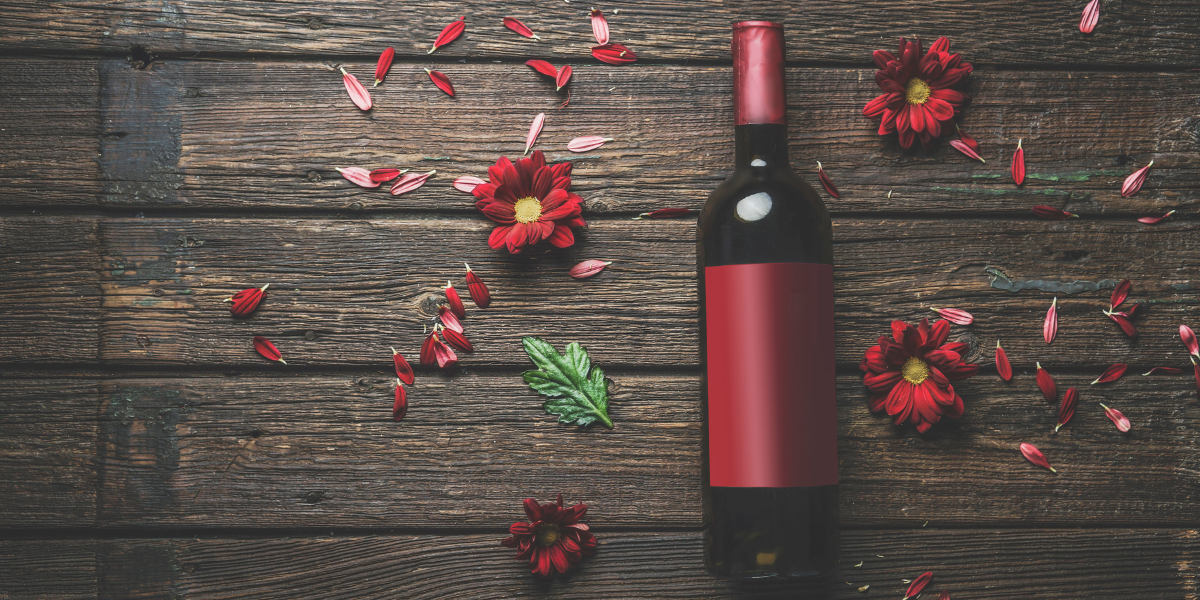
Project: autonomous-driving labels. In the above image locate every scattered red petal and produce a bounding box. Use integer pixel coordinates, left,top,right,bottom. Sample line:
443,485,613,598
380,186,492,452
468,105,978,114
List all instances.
1106,312,1138,337
390,170,436,195
340,67,372,111
930,307,973,325
425,68,455,97
1138,209,1175,224
1044,297,1058,344
429,16,466,54
452,175,485,193
369,168,404,183
253,336,286,364
816,161,840,198
419,329,438,366
1056,387,1077,432
592,43,637,65
1121,161,1154,198
955,124,980,153
949,139,985,162
1110,279,1131,310
525,112,545,155
392,347,415,385
438,305,464,334
569,260,612,279
1181,324,1200,358
441,325,474,352
1031,205,1077,220
503,16,540,39
336,167,379,188
444,281,466,319
374,47,394,86
1036,362,1058,403
525,59,558,78
995,340,1013,382
432,331,459,367
568,136,613,152
226,284,268,317
590,8,610,45
1100,403,1130,432
1143,366,1185,376
555,65,572,91
1091,363,1127,385
1011,139,1025,186
1020,442,1057,472
635,208,693,219
465,263,491,308
1080,0,1100,34
393,380,408,421
903,571,933,600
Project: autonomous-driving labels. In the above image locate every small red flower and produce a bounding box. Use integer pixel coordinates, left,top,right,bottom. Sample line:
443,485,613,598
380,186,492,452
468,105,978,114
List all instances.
860,319,979,432
501,493,597,578
473,150,587,253
863,37,973,149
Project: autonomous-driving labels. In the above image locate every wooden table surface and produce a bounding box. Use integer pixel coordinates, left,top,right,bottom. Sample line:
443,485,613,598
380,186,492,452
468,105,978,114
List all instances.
2,2,1199,598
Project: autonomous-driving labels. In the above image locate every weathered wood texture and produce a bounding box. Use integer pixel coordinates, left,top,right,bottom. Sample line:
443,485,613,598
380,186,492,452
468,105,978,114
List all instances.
3,530,1196,599
14,60,1193,213
95,217,1199,368
0,217,101,364
1,1,1198,67
93,374,1199,528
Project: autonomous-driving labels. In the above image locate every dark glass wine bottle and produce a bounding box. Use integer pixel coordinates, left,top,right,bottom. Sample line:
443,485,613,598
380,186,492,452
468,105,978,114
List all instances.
698,21,838,580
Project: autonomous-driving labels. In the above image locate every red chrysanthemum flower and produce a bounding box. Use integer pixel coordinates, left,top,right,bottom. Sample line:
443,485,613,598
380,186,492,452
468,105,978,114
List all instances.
862,37,973,149
473,150,587,254
501,493,597,577
860,318,980,432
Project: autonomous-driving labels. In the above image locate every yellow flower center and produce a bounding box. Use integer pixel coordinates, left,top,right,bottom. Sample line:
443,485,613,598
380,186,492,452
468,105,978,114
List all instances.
901,356,930,384
904,77,931,105
535,523,561,546
514,196,543,224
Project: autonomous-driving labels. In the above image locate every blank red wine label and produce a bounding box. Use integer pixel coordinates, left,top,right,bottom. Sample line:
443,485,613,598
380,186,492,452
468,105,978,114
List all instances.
704,262,838,488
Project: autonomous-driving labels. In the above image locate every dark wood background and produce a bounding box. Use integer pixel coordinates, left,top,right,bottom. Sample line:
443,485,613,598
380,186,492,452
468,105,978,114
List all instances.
1,2,1199,598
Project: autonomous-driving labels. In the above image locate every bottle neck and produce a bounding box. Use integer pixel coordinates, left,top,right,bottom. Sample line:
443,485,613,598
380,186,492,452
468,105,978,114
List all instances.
734,124,789,170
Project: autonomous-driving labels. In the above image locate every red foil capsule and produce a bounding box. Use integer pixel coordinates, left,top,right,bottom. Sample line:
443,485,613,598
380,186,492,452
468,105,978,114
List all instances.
732,21,785,125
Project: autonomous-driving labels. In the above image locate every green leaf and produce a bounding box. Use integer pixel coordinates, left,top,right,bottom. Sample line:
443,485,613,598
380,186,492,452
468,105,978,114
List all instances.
521,336,613,428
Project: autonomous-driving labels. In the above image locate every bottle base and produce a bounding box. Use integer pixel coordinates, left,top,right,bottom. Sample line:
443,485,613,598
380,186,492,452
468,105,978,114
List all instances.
703,485,839,581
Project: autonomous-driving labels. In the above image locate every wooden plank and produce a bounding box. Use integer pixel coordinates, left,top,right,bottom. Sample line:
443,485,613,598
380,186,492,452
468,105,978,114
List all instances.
0,59,100,207
19,530,1197,599
0,541,96,600
0,380,98,528
79,60,1199,213
0,1,1197,68
0,217,102,364
95,374,1199,527
96,216,1199,368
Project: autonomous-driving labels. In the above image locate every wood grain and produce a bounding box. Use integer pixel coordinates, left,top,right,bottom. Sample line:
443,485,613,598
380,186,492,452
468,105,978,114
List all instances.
60,60,1200,213
94,216,1199,368
4,530,1196,599
1,1,1198,67
94,373,1200,528
0,541,96,600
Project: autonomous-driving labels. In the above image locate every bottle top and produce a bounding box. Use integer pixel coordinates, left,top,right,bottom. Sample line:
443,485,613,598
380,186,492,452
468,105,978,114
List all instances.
731,21,786,126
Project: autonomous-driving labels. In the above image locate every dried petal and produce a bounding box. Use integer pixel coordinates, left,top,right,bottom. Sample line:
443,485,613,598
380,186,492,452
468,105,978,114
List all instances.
903,571,933,600
429,16,466,54
1020,442,1057,473
503,16,540,39
816,161,840,198
1121,161,1153,198
525,59,558,78
1108,301,1141,319
464,263,491,308
635,208,693,219
995,340,1013,382
1036,362,1057,403
955,124,980,152
390,170,436,195
949,139,985,162
590,8,609,45
369,168,405,183
441,325,474,352
1180,324,1199,357
253,336,286,364
1031,205,1077,220
432,332,459,367
568,136,613,152
1110,279,1131,310
592,43,637,65
444,281,466,319
1099,403,1130,432
438,305,464,334
1056,387,1077,432
452,175,486,193
392,347,415,385
939,592,951,600
569,260,612,279
374,47,394,86
226,283,268,317
393,379,408,421
1143,366,1185,376
336,167,380,188
340,67,372,111
1106,312,1138,337
524,112,546,155
419,329,438,366
1080,0,1100,34
425,68,455,97
555,65,572,90
1044,297,1058,344
930,307,973,325
1091,363,1127,385
1011,138,1025,186
1138,209,1175,224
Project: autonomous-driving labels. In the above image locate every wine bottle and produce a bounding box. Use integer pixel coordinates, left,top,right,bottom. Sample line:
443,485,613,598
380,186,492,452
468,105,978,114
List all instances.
698,21,838,580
